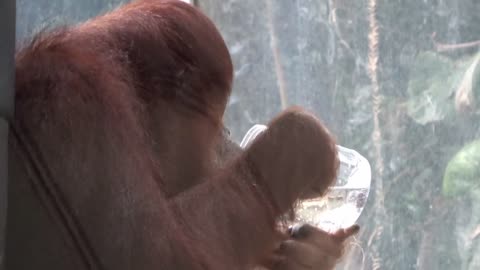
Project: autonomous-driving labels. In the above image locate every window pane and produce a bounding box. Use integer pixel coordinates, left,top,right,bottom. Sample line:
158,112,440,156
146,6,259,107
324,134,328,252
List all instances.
16,0,128,41
199,1,480,269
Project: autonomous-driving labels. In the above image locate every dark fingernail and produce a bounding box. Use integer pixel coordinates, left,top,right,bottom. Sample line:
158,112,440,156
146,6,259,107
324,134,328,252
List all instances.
290,224,312,239
287,226,293,235
288,224,302,238
350,225,360,234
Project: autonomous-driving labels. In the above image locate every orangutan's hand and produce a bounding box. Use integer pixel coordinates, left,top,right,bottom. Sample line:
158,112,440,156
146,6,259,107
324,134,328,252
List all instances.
265,224,360,270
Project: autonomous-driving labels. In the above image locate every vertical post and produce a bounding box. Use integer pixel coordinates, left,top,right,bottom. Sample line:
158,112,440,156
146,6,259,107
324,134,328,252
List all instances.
0,0,15,268
0,0,15,118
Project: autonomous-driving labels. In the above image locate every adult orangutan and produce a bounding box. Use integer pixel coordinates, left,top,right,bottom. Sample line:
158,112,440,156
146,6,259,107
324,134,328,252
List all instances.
6,1,358,269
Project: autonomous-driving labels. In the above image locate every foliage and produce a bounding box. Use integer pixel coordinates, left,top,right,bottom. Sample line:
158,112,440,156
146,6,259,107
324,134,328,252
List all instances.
443,139,480,197
406,51,480,125
454,52,480,115
407,52,463,124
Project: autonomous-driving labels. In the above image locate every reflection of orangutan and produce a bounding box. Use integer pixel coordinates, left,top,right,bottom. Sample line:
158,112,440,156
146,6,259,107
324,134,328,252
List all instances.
6,1,358,269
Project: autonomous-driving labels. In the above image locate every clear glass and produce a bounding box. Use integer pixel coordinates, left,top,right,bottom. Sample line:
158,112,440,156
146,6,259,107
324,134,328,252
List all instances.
240,124,372,232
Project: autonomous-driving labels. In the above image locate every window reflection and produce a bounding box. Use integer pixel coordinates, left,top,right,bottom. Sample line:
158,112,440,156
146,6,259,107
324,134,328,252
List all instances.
199,1,480,269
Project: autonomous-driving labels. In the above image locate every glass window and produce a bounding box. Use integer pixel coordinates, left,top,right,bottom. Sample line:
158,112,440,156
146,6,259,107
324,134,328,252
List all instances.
199,1,480,269
16,0,480,269
16,0,129,41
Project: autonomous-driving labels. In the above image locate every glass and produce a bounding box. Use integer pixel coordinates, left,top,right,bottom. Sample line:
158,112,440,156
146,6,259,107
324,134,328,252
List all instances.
15,0,129,41
199,1,480,269
240,124,371,232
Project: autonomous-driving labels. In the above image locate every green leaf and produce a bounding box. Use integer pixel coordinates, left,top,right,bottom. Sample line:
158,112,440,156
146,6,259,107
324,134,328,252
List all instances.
406,52,474,125
443,139,480,197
